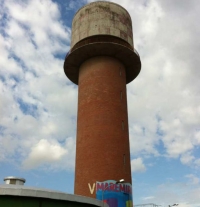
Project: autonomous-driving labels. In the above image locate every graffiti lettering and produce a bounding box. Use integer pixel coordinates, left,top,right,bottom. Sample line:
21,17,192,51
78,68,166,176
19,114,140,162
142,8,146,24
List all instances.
96,183,132,194
88,183,95,194
96,182,104,191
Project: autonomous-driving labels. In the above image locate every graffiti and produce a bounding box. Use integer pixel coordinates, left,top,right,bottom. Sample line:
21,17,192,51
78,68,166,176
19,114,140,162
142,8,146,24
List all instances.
88,183,96,194
96,180,133,207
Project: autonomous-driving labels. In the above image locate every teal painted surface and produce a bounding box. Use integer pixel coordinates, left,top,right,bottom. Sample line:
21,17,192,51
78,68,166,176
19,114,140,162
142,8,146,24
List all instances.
0,196,96,207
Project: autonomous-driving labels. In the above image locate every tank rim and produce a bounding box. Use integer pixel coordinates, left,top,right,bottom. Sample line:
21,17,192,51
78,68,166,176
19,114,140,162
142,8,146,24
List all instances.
64,42,141,85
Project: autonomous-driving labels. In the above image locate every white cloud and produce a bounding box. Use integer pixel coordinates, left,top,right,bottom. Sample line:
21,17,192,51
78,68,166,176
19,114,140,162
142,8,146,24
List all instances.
194,159,200,167
65,0,85,10
150,180,200,207
0,0,75,171
131,158,146,172
22,139,67,169
180,152,195,165
185,174,199,185
22,137,76,170
142,196,155,201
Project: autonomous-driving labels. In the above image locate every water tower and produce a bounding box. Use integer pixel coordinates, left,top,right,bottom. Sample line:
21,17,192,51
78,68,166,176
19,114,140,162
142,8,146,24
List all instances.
64,1,141,201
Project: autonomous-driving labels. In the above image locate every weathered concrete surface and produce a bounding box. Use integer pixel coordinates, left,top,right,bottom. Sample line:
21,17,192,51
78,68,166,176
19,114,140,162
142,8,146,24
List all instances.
64,42,141,84
71,1,133,48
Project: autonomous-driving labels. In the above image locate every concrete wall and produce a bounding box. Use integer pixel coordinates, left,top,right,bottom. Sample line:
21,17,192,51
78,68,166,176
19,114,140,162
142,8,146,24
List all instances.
71,1,133,48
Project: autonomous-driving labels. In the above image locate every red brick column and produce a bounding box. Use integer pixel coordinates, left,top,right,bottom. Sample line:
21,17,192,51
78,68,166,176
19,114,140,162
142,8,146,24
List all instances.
74,56,132,198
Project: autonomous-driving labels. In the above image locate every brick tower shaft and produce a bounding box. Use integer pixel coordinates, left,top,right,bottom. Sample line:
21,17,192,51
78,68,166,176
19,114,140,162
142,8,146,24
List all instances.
75,56,131,197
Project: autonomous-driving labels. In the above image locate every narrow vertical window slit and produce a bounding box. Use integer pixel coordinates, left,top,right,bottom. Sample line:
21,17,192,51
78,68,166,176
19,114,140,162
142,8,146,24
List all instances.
122,121,124,130
119,67,122,76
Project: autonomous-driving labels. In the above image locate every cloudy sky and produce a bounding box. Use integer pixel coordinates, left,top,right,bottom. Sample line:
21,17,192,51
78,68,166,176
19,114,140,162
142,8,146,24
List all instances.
0,0,199,206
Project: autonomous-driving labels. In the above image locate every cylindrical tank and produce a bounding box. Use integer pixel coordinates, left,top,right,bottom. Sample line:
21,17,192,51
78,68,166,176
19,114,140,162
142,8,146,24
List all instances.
64,0,141,200
71,1,134,48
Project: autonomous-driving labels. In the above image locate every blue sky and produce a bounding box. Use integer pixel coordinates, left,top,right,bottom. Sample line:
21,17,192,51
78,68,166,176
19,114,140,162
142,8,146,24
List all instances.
0,0,200,206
